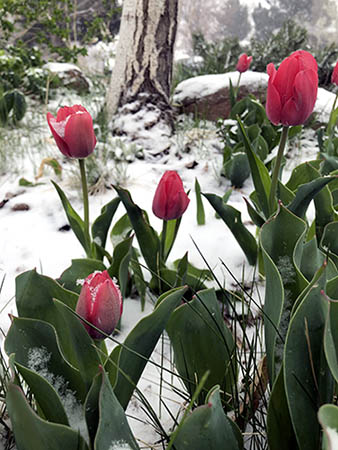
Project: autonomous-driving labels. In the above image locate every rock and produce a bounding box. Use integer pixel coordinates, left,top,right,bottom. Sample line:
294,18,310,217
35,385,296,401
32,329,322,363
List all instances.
12,203,30,211
44,62,90,94
172,71,269,121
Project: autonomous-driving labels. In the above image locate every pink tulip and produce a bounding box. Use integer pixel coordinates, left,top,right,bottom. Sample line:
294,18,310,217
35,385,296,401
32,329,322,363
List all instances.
47,105,96,158
332,60,338,85
76,270,122,340
236,54,252,73
266,50,318,126
152,171,190,221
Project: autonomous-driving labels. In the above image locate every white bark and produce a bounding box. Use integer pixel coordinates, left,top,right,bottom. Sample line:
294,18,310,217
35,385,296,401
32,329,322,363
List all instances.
106,0,178,119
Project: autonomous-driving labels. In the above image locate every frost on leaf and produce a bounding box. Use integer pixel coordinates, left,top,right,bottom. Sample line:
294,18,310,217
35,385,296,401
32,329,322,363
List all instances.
27,346,88,442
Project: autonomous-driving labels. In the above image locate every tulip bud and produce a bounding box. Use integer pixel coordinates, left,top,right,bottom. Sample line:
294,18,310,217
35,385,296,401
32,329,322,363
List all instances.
76,270,122,340
236,53,252,73
331,60,338,86
47,105,96,158
152,171,190,221
266,50,318,126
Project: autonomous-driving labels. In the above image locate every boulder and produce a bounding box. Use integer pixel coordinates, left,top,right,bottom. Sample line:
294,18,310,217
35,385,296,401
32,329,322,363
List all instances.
44,62,90,94
172,71,269,121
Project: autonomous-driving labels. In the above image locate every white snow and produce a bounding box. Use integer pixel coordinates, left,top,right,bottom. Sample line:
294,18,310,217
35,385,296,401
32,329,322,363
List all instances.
173,71,269,104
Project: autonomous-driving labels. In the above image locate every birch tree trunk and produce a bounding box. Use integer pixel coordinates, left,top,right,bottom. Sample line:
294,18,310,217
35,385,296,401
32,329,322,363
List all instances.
106,0,179,153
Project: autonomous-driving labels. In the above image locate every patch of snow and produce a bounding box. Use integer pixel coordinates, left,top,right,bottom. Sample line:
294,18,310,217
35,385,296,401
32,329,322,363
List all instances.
173,71,269,104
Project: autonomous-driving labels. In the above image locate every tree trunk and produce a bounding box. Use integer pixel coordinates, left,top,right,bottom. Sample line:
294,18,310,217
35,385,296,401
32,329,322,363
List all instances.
106,0,178,153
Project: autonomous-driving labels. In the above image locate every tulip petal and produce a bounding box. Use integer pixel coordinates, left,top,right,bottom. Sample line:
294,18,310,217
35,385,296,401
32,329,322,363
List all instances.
280,69,318,126
266,76,282,125
273,54,300,103
46,112,72,157
166,191,190,221
91,280,122,339
64,111,96,158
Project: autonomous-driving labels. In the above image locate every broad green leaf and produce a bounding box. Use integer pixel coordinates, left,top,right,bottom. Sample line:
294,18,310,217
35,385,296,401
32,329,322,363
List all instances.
284,282,334,450
318,404,338,450
114,186,160,275
223,152,250,188
172,385,243,450
267,369,298,450
287,177,335,222
16,269,78,313
260,204,308,382
6,383,89,450
58,258,106,294
5,316,87,401
108,235,133,291
92,197,120,260
203,192,257,265
51,180,89,254
321,222,338,268
106,286,187,410
237,116,271,218
12,359,69,426
94,368,139,450
323,277,338,384
167,289,236,404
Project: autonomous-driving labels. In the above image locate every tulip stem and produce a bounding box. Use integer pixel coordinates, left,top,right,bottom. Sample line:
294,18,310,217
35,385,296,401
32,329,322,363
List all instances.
235,73,242,95
79,158,91,257
160,219,168,263
269,125,289,215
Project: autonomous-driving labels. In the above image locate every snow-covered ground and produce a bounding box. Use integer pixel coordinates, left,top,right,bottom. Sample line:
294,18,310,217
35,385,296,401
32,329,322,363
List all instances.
0,70,336,447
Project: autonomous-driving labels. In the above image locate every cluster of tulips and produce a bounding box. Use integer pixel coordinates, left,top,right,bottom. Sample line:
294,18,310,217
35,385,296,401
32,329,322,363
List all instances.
5,49,338,450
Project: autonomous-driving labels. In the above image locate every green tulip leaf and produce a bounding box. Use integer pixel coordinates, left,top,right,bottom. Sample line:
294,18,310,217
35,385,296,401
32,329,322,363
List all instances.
203,192,257,265
92,197,121,261
323,277,338,384
108,235,133,283
6,383,89,450
58,258,106,294
5,316,87,402
88,367,140,450
321,222,338,268
284,281,334,450
287,177,335,223
11,359,69,426
237,116,271,218
166,288,236,405
172,385,243,450
114,185,160,275
267,369,298,450
105,286,187,410
51,180,89,255
260,204,308,382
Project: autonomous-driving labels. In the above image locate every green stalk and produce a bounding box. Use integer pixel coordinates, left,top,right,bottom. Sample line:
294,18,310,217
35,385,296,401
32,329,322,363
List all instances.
79,158,91,257
235,72,242,99
268,125,289,215
327,93,338,136
160,219,168,264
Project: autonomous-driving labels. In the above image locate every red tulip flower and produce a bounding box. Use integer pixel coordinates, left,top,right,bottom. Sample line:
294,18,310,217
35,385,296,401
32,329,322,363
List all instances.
332,60,338,86
152,171,190,221
76,270,123,340
266,50,318,126
236,54,252,73
47,105,96,158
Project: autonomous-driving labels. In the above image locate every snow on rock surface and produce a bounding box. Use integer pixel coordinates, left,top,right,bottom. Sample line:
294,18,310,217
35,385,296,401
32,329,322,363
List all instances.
173,71,269,104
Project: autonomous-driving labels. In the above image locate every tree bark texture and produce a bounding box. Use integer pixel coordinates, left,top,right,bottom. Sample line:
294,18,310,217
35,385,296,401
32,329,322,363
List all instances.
106,0,178,123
